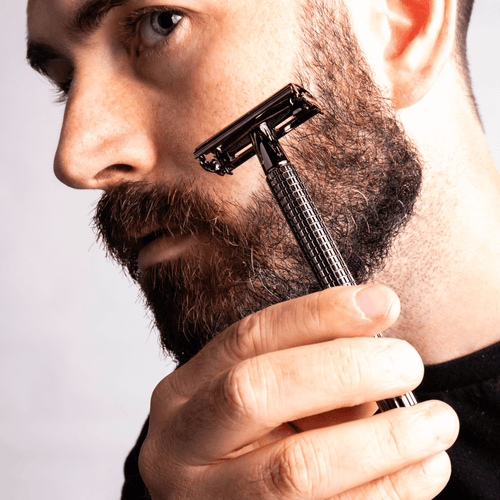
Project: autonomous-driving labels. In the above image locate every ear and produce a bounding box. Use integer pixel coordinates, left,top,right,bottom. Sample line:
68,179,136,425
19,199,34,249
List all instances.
382,0,457,108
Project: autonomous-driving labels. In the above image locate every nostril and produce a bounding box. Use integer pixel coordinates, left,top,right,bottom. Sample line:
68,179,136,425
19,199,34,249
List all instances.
107,164,133,172
94,164,133,181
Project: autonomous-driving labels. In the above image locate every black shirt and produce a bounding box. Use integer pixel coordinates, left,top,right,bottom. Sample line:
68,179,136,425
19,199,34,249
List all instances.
122,342,500,499
414,341,500,499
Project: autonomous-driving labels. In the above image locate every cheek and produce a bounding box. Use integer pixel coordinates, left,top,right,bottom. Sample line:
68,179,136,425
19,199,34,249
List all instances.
135,3,301,207
138,1,301,131
145,82,269,210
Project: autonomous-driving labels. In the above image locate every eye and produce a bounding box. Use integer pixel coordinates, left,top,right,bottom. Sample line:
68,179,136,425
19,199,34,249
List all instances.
43,58,74,103
139,11,183,48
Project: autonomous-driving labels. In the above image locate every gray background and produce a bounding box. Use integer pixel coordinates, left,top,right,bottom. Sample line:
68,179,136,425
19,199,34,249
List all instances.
1,2,498,499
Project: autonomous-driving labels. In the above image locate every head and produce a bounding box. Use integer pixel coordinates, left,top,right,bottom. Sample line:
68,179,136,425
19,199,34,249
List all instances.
27,0,478,364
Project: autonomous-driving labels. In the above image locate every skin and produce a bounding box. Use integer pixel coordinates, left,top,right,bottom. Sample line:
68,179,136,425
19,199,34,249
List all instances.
26,0,500,497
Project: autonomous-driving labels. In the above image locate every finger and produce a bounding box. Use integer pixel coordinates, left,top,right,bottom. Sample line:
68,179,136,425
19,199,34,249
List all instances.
210,401,458,500
168,337,423,462
169,284,400,396
293,401,379,431
329,451,452,500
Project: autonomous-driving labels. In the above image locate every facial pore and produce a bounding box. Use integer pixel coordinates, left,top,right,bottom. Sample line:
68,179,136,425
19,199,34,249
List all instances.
93,0,422,366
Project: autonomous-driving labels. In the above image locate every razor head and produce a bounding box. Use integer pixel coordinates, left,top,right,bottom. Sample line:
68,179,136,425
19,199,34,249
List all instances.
194,84,321,176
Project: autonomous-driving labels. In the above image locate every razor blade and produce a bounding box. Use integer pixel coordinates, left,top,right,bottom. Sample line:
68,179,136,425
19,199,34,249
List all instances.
194,83,321,176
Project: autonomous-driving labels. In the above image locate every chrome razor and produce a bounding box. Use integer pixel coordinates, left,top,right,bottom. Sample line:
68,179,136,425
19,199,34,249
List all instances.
194,83,417,412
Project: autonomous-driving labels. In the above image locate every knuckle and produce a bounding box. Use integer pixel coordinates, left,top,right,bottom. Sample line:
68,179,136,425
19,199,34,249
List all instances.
366,453,451,500
138,434,172,496
375,402,454,463
300,289,344,335
150,373,178,407
265,439,317,499
221,360,262,420
149,378,178,420
225,311,269,362
150,382,166,411
326,473,406,500
138,431,195,499
312,286,357,322
138,435,159,485
300,292,326,333
327,340,367,392
376,473,406,500
372,414,414,460
414,402,458,451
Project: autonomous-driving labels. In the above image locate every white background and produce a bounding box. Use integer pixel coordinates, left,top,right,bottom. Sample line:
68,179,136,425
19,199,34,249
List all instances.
1,1,499,499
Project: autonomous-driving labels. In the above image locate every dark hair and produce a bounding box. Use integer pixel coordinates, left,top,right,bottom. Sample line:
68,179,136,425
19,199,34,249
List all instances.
455,0,479,114
456,0,475,57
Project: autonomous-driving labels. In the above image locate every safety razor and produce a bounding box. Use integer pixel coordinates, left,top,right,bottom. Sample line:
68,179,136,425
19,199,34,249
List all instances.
194,83,417,413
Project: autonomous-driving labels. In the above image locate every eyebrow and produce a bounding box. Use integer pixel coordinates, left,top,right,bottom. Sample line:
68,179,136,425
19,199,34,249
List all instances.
66,0,130,38
27,0,130,74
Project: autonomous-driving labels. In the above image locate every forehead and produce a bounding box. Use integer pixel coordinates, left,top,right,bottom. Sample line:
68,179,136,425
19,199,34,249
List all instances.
28,0,84,26
27,0,124,38
28,0,84,13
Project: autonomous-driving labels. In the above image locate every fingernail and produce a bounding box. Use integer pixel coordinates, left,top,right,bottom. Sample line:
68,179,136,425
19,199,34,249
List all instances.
355,286,393,319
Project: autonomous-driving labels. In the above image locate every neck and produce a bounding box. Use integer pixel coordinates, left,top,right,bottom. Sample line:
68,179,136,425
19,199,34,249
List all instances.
374,64,500,365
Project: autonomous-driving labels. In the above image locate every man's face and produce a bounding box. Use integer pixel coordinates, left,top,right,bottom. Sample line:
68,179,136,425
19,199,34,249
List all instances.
27,0,304,202
28,0,422,365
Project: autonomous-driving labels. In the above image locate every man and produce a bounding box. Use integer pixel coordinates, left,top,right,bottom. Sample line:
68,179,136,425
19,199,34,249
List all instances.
26,0,500,497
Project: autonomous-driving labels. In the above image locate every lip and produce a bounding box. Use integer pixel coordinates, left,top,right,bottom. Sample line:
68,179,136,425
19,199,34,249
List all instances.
137,231,194,272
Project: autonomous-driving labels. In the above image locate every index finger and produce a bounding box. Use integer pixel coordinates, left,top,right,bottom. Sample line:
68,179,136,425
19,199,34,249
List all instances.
170,284,400,396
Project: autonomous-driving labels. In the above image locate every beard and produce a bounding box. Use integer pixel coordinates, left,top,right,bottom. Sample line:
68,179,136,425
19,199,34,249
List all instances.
93,0,422,367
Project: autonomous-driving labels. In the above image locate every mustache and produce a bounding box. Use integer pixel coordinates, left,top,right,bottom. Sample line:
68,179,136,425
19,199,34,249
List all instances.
92,180,280,279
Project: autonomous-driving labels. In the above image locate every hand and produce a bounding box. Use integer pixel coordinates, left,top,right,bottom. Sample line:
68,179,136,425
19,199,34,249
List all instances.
139,285,459,499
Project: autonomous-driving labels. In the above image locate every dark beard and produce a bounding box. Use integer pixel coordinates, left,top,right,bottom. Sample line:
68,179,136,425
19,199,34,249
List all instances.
93,0,422,367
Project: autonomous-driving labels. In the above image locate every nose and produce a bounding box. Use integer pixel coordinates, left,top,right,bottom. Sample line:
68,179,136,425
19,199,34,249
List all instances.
54,66,157,190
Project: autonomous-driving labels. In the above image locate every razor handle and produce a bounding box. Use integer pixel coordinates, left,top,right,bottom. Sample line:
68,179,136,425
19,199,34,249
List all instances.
251,123,417,413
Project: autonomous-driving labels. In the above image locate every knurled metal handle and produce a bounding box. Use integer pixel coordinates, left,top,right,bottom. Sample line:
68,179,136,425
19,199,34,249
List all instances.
266,162,417,413
376,392,419,412
267,163,355,289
